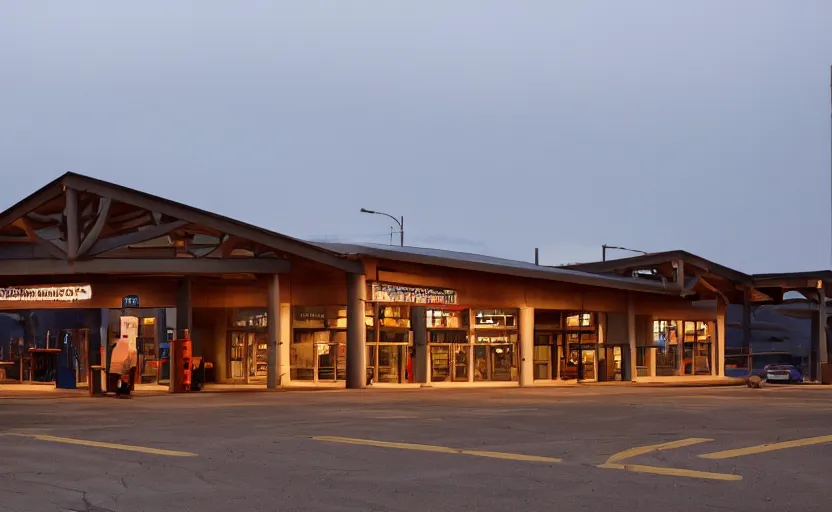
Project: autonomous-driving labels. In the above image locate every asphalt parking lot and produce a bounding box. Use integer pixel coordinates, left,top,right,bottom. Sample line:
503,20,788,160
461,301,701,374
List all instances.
1,385,831,512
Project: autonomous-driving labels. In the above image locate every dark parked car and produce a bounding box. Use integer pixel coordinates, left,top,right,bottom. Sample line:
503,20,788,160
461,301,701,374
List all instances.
762,364,802,384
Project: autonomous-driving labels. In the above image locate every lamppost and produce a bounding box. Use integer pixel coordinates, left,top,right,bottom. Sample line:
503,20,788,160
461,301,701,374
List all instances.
360,208,404,246
601,244,648,262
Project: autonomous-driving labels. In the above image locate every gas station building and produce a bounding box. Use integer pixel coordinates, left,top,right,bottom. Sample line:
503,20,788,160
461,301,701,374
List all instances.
0,173,827,392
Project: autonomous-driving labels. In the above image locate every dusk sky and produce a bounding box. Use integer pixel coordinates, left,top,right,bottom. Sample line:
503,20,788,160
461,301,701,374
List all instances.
1,1,830,274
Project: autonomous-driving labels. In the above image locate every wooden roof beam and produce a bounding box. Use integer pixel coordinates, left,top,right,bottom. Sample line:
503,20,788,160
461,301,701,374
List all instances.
85,220,189,257
77,198,111,257
0,179,64,231
12,217,66,260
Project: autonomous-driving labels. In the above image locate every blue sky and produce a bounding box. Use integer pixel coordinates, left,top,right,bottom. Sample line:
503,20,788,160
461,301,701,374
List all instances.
1,1,830,273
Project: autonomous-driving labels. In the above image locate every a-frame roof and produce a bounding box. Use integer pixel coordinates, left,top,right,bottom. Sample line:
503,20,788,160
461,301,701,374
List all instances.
0,172,363,274
562,250,752,284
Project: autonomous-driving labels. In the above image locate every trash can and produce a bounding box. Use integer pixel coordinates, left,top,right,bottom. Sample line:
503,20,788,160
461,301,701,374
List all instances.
89,365,105,396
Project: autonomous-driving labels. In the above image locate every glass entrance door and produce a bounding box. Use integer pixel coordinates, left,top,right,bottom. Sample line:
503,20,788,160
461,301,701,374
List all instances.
490,344,515,381
473,344,518,381
229,332,247,381
430,344,451,382
377,344,405,383
564,345,597,381
533,333,553,380
228,332,269,384
249,333,268,383
452,344,469,381
316,342,345,381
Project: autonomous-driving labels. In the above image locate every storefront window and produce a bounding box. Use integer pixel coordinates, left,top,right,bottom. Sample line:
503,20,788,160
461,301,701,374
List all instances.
562,331,597,381
654,320,679,376
138,317,158,384
472,309,518,382
683,321,713,375
426,309,468,329
379,306,410,329
565,312,594,328
367,304,412,384
227,309,268,384
428,309,469,383
474,309,516,328
533,340,551,380
233,309,268,328
290,306,348,382
533,310,561,381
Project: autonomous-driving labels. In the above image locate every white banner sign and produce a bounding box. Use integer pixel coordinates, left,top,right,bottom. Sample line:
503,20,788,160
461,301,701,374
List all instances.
0,284,93,302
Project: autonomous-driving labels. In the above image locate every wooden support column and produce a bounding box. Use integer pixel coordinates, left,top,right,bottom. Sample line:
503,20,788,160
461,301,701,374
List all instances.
267,274,281,389
519,307,534,386
715,297,727,376
65,187,79,261
346,273,367,389
279,303,291,384
625,293,636,381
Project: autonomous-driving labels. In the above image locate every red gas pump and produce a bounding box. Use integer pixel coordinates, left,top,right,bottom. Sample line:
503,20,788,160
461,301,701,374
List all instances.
172,332,192,393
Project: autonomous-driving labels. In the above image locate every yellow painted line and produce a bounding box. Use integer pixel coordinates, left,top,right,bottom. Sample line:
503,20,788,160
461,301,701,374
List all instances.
598,437,741,481
699,435,832,460
599,463,742,481
18,434,197,457
312,436,561,463
604,437,712,465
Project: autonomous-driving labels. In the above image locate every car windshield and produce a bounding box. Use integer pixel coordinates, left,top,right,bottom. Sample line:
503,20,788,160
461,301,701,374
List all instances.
766,365,792,371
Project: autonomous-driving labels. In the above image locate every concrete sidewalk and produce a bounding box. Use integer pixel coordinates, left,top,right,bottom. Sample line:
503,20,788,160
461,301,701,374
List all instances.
0,384,90,399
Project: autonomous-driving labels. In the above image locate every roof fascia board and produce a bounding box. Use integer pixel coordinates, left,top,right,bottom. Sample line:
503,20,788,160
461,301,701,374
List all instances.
357,249,676,295
0,179,65,231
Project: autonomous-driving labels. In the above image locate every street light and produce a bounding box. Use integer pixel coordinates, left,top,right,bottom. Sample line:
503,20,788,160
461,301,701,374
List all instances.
360,208,404,246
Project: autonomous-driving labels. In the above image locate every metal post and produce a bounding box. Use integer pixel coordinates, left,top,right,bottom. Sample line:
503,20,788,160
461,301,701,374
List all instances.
534,248,539,265
602,244,607,262
400,216,404,247
742,287,752,373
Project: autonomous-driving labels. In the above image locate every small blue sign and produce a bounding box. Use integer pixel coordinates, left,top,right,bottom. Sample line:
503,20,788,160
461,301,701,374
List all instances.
122,295,140,308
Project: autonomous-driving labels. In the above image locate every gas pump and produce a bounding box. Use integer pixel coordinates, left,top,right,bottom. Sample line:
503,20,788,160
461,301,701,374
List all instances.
172,330,192,393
